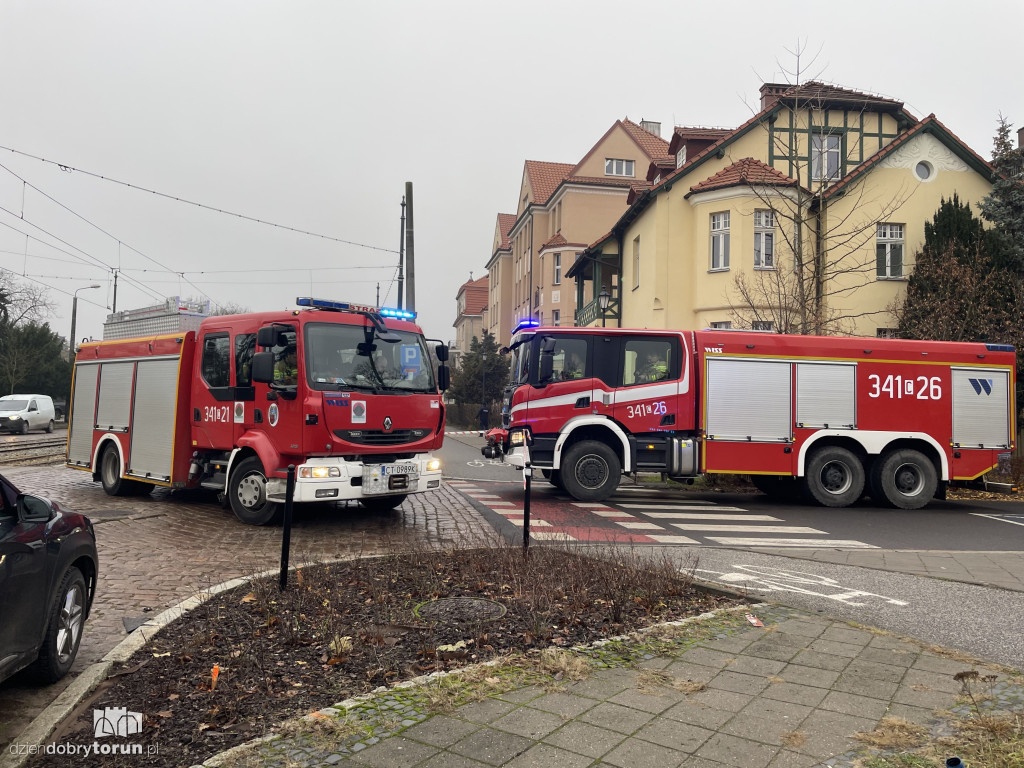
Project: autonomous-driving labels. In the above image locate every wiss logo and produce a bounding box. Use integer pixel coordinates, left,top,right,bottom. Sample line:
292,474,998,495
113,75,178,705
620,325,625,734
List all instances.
704,347,723,354
968,378,994,396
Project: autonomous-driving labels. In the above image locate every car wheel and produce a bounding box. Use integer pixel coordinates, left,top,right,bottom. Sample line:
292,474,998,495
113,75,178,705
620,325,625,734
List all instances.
876,449,937,510
19,421,28,435
45,419,55,433
804,446,865,507
359,495,407,512
229,456,283,525
33,567,87,683
560,440,620,502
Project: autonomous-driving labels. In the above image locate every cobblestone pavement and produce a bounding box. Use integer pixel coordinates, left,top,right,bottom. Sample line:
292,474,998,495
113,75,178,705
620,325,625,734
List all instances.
0,464,497,747
200,606,1024,768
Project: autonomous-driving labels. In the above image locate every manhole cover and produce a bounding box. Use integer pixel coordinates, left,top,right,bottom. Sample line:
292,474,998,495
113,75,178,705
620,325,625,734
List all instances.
414,597,507,625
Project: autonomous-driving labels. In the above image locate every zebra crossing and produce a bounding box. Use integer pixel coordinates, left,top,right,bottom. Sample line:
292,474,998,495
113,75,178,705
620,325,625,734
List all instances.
447,480,877,548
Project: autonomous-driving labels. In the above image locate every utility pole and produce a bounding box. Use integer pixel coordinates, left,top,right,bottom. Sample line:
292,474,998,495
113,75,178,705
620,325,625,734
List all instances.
112,269,118,313
398,196,406,310
404,181,415,312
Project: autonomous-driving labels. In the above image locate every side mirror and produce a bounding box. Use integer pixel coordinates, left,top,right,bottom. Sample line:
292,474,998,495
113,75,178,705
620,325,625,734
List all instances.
256,327,279,347
537,336,555,384
435,344,449,363
251,351,276,383
18,494,56,523
437,365,450,392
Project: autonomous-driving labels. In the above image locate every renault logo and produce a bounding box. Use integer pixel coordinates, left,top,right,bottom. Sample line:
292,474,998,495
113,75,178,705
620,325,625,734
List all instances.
383,416,393,431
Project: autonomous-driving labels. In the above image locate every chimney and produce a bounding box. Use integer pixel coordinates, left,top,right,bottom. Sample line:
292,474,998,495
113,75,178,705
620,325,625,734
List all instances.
760,83,791,111
640,119,662,137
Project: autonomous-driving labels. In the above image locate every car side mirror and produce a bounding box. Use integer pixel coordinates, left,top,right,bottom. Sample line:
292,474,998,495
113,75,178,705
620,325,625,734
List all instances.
437,364,450,391
17,494,56,523
251,351,275,383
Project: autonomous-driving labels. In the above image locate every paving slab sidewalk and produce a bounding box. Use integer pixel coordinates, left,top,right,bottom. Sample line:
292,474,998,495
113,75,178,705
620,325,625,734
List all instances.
194,605,1024,768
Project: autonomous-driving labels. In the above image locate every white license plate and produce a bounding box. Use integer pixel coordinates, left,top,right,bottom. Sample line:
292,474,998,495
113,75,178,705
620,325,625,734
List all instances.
382,463,417,475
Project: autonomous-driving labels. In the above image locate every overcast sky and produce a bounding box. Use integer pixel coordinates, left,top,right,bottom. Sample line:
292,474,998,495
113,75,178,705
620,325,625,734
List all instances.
1,0,1020,347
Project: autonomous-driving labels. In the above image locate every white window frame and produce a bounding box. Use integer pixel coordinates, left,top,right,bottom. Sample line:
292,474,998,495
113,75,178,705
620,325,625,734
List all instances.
753,209,775,269
675,146,687,168
876,223,905,279
710,212,730,270
552,253,561,285
811,134,841,181
710,321,733,329
552,309,560,327
752,320,774,331
604,158,635,177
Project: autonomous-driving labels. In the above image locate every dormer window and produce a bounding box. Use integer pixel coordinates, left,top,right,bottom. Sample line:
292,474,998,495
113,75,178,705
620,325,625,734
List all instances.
605,158,635,177
675,146,687,168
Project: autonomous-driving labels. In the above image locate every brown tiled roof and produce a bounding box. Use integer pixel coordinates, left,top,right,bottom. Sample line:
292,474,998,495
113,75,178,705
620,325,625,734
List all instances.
824,114,994,199
525,161,575,205
457,276,489,316
540,232,587,251
626,181,654,205
620,119,671,162
687,158,798,196
778,81,904,110
673,126,733,141
497,213,516,251
565,175,639,188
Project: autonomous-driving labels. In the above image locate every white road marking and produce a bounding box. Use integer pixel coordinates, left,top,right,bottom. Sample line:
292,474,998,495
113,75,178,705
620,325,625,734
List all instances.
971,513,1024,528
673,524,825,533
644,513,781,521
648,535,700,544
529,532,578,541
707,537,879,548
619,504,749,511
505,519,552,527
694,565,905,606
615,521,664,530
592,510,636,518
572,502,612,508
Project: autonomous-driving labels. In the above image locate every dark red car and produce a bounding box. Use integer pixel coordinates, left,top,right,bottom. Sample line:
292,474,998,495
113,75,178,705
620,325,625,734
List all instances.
0,473,97,684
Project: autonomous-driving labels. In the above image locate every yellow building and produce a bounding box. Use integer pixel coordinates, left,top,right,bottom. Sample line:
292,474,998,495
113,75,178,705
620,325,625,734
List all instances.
568,82,996,336
484,119,670,341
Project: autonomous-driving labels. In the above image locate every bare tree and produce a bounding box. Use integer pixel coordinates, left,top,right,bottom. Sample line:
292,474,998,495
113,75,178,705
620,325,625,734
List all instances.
0,273,57,327
728,48,916,335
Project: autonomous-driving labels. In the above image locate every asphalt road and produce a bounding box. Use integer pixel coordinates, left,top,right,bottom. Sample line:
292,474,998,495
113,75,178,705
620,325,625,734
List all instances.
437,433,1024,670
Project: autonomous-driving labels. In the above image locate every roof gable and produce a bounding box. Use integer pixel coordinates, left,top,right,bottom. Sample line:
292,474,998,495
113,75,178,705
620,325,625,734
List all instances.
523,160,575,208
687,158,798,197
570,119,670,179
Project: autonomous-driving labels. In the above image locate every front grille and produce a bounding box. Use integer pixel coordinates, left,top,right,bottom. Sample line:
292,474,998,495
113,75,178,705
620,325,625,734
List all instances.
334,429,428,446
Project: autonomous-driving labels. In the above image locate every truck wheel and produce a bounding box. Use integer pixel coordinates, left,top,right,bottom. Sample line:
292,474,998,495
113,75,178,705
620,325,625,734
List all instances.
229,456,283,525
46,419,54,433
805,446,864,507
32,566,86,683
561,440,620,501
875,449,937,510
100,445,133,496
540,468,565,490
359,495,406,512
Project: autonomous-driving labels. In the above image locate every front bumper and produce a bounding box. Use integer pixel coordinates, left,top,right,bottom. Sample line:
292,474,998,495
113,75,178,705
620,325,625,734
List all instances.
266,454,443,503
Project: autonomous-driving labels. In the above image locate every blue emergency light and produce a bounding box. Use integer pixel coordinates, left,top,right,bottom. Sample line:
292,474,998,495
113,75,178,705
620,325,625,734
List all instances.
512,318,541,334
296,298,416,320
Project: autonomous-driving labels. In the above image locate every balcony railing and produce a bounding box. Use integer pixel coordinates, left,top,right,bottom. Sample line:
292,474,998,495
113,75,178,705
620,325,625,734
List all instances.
575,296,618,327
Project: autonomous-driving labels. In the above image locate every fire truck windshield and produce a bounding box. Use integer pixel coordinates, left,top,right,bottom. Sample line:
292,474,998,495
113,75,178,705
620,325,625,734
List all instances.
508,334,533,385
305,322,436,393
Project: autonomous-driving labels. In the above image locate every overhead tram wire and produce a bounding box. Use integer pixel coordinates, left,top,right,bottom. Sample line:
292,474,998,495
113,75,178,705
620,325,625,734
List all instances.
0,161,215,307
0,146,399,254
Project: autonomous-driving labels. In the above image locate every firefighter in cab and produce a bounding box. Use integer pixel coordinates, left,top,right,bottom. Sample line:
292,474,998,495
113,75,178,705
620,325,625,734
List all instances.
275,346,299,385
638,349,668,382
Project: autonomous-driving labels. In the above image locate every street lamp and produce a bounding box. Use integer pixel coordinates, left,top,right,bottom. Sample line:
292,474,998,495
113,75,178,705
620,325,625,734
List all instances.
598,287,611,328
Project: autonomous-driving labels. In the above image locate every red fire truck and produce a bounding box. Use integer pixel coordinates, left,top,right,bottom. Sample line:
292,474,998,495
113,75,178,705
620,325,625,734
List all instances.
67,298,450,524
482,323,1015,509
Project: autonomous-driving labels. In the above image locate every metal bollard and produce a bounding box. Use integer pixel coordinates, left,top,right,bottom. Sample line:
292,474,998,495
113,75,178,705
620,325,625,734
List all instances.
279,464,295,590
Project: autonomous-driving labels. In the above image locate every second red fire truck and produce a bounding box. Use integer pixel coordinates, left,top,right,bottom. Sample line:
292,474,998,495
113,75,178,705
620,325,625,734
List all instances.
68,298,449,524
483,323,1016,509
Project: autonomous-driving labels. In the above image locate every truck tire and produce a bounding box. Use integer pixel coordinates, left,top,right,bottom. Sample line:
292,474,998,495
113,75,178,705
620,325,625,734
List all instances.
874,449,937,510
560,440,620,502
359,495,406,512
229,456,283,525
32,566,86,683
100,445,134,496
540,468,565,491
46,419,55,433
804,446,864,507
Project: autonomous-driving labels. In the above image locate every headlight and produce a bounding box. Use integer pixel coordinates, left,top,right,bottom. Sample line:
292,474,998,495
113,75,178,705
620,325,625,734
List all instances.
299,466,341,479
427,459,441,472
510,430,525,446
7,415,21,421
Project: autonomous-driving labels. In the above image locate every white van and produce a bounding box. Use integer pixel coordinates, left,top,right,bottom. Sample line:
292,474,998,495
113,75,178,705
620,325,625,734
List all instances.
0,394,56,434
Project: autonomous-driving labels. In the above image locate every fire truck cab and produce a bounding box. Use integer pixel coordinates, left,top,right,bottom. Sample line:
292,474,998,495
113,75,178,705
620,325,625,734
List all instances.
68,298,449,524
484,324,1015,510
